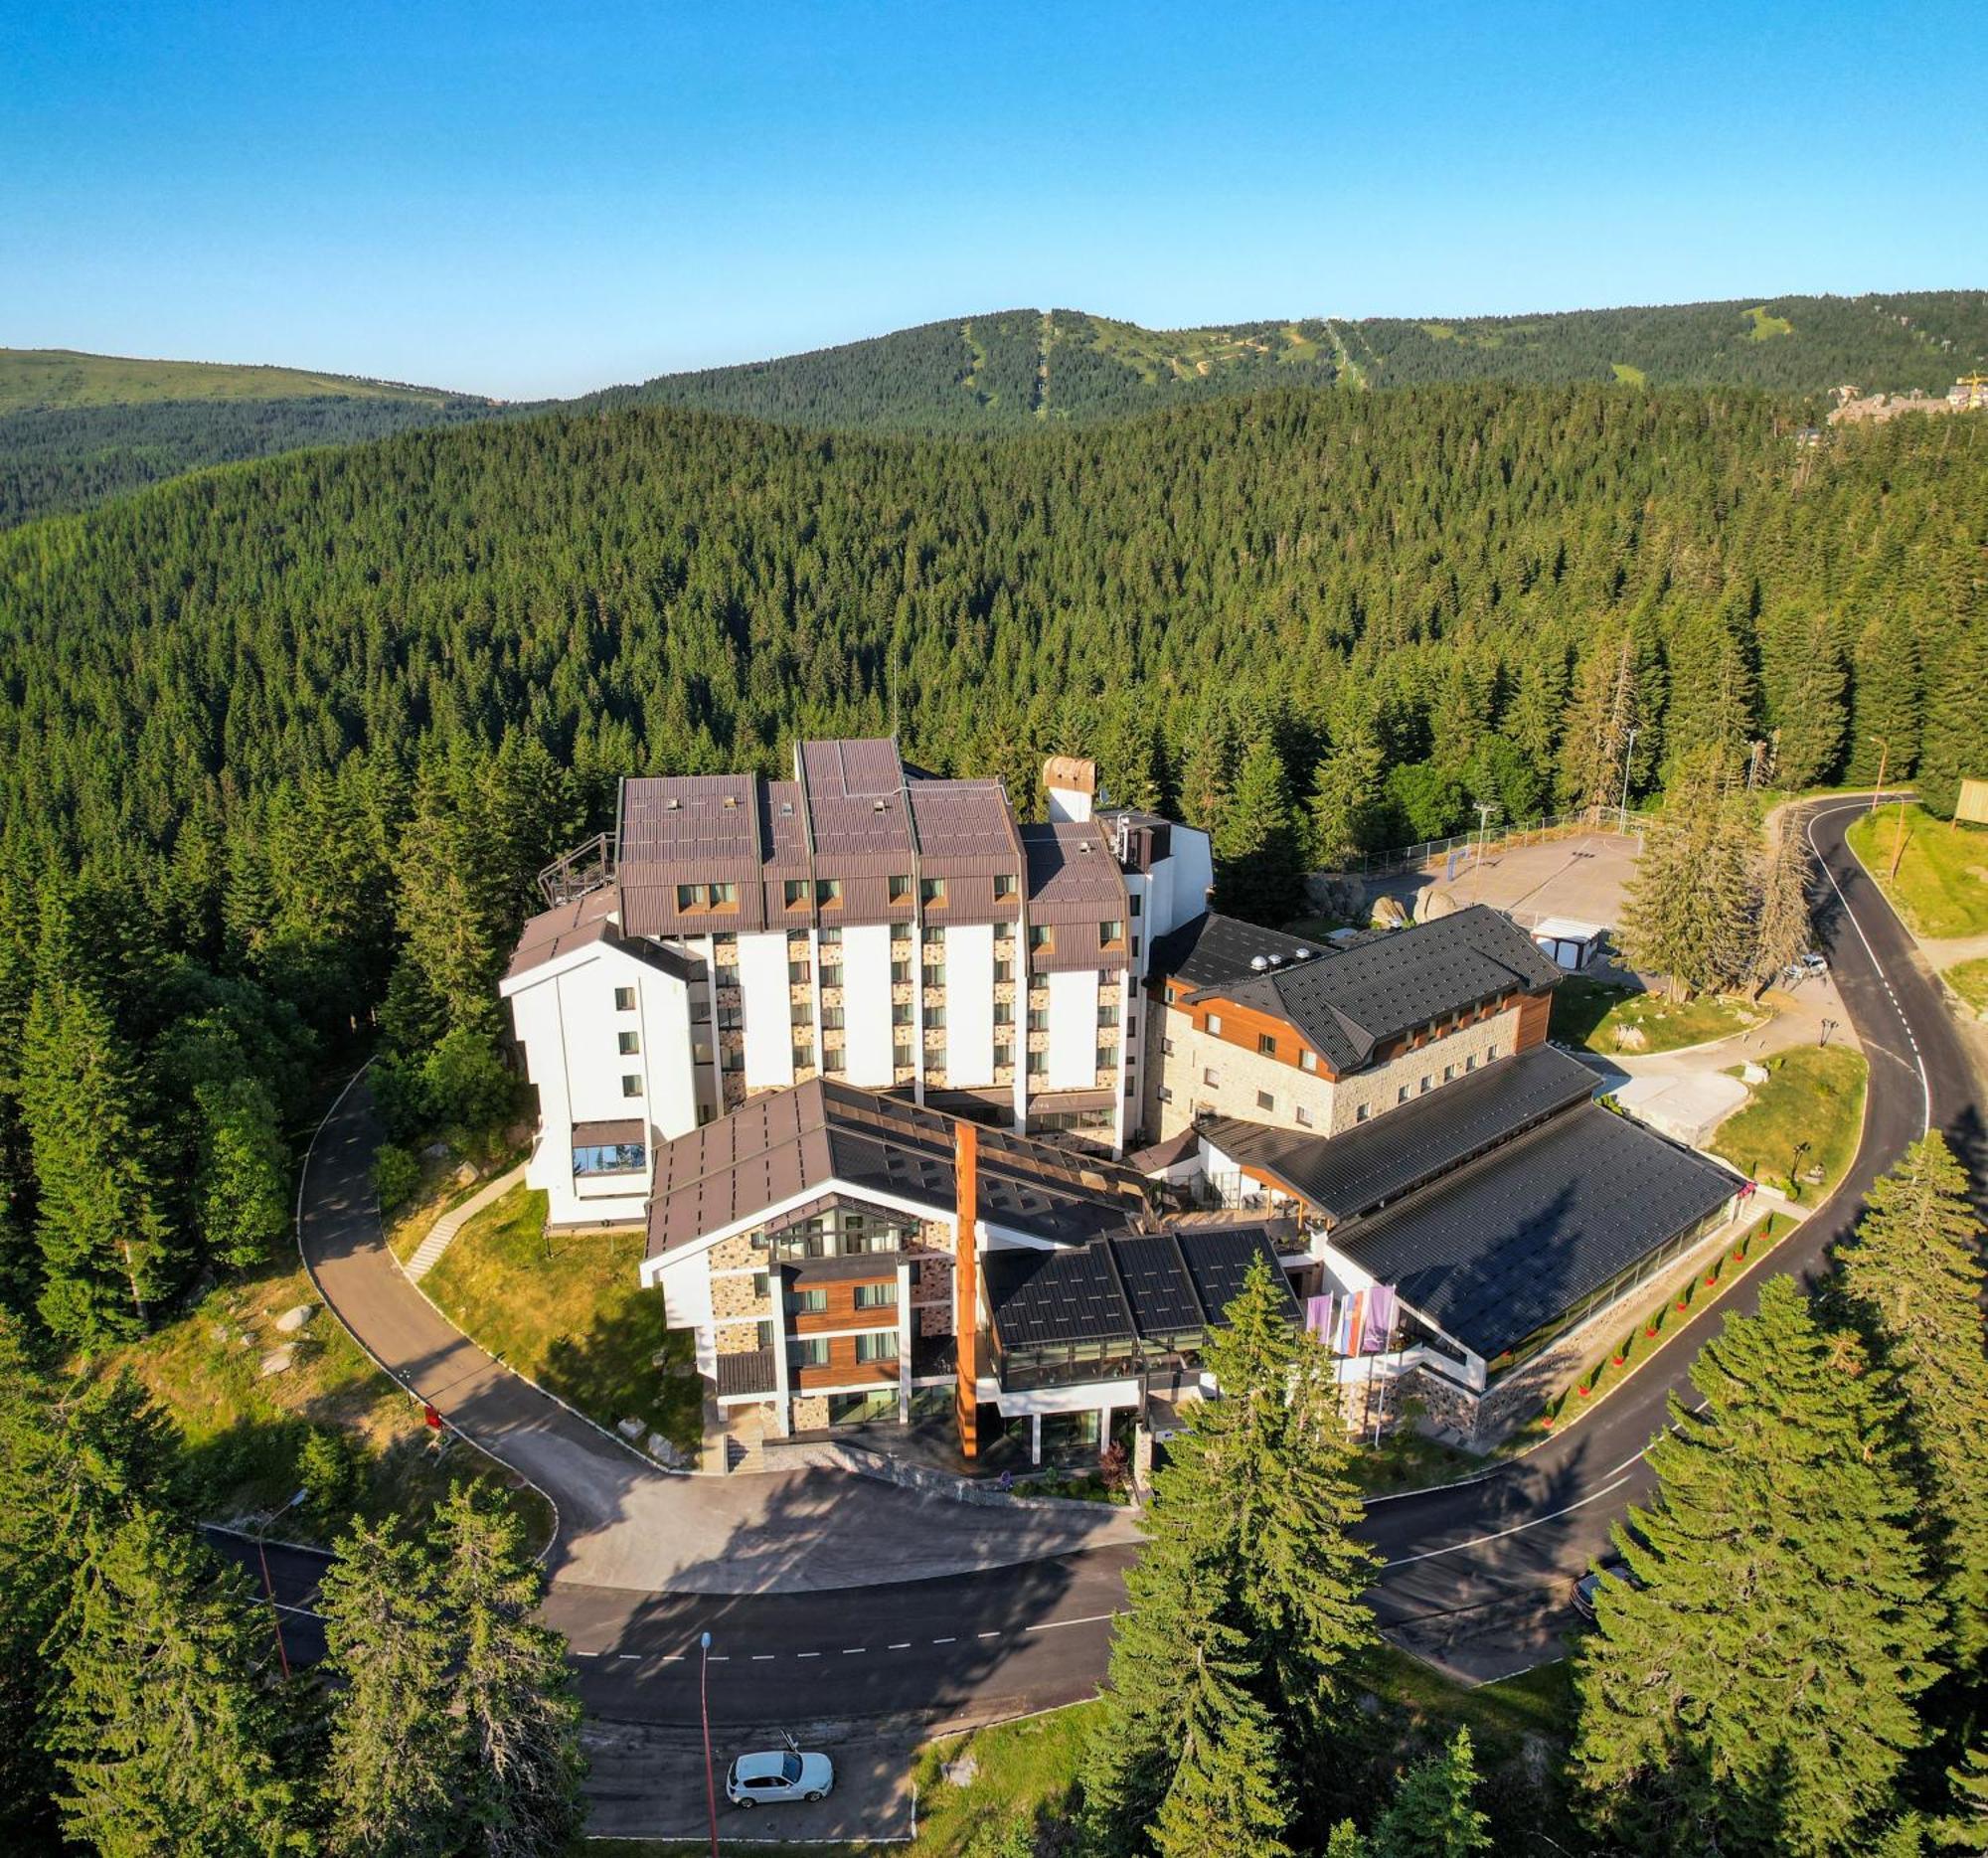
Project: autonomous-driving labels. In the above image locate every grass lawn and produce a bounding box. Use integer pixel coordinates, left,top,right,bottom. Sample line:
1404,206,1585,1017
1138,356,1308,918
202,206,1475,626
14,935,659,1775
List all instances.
1549,975,1759,1055
1350,1420,1487,1495
421,1184,701,1455
1847,804,1988,938
94,1261,552,1549
1711,1045,1867,1198
1944,956,1988,1018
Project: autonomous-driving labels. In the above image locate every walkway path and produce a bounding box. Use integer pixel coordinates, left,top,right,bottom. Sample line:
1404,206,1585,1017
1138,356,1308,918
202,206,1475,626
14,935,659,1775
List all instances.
297,1079,1139,1597
405,1160,528,1281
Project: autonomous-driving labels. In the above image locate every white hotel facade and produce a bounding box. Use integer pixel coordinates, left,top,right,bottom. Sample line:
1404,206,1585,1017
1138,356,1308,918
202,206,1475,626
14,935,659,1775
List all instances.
501,741,1212,1230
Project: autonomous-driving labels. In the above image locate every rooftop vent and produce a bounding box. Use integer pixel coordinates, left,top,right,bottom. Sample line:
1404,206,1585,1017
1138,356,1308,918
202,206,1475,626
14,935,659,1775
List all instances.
722,794,739,809
1294,946,1314,959
1266,953,1283,967
872,798,888,812
1250,955,1270,971
664,797,681,810
779,800,794,815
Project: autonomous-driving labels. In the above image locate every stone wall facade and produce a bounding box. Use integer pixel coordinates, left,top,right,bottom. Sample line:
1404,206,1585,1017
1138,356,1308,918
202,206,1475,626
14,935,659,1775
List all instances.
1329,1004,1522,1132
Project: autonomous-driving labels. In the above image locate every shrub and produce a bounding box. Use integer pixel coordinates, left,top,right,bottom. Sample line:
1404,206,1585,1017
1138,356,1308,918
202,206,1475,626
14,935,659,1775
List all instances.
373,1142,420,1212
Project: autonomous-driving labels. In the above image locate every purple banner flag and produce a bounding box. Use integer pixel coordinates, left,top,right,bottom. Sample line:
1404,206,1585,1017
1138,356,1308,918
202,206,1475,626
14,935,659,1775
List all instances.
1334,1288,1367,1358
1305,1293,1334,1339
1362,1284,1399,1353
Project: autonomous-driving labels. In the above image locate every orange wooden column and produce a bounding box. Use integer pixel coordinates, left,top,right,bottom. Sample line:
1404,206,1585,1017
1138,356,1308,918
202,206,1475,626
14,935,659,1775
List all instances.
953,1119,982,1458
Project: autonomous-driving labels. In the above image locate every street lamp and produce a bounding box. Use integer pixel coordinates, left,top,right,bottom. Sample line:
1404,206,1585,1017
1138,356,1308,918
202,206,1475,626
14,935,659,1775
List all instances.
1470,802,1499,904
252,1488,307,1680
1617,726,1640,833
1818,1018,1838,1049
1789,1140,1812,1202
699,1630,720,1858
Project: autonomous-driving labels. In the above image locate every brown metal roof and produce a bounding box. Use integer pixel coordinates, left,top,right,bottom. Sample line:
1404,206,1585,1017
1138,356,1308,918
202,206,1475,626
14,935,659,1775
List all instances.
909,777,1024,875
505,889,619,980
1022,822,1129,922
573,1118,647,1147
799,739,916,867
644,1078,1153,1261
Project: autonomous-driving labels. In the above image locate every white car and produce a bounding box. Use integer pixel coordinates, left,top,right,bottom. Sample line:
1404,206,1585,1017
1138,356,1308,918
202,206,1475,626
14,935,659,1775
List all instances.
726,1748,834,1807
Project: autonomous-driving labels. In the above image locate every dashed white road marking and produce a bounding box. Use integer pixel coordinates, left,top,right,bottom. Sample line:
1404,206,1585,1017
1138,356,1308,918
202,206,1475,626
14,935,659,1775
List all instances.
1382,1475,1633,1568
931,1636,956,1644
751,1653,775,1661
840,1647,865,1655
888,1641,911,1650
977,1630,1001,1639
795,1651,820,1659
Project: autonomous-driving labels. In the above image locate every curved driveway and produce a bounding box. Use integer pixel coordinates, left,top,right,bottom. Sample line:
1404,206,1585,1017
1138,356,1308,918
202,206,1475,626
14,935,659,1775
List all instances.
287,797,1979,1725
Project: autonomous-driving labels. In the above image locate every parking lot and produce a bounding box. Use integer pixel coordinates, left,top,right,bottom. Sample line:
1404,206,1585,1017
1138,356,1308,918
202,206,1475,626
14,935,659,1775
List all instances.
1375,829,1644,932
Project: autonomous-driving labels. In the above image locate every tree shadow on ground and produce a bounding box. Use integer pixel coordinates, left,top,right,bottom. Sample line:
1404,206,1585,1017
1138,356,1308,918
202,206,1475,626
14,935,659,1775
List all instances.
542,1298,702,1456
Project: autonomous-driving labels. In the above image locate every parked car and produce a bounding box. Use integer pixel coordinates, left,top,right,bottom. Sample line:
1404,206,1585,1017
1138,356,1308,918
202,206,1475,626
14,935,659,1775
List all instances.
1573,1560,1642,1620
726,1748,834,1807
1781,950,1828,982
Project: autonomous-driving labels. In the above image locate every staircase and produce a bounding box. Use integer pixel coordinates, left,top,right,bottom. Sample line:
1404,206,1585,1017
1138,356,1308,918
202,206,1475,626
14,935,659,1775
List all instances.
406,1162,529,1282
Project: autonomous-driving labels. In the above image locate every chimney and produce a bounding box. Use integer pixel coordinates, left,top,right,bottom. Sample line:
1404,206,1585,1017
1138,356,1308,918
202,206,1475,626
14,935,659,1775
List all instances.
1044,755,1097,825
953,1118,983,1458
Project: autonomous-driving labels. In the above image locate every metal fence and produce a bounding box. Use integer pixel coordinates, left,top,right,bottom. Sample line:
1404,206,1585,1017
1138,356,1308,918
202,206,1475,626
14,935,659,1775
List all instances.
1322,804,1655,882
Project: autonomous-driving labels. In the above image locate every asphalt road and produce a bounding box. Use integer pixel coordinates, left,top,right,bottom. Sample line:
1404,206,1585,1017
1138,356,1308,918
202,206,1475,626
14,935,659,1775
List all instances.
219,796,1980,1730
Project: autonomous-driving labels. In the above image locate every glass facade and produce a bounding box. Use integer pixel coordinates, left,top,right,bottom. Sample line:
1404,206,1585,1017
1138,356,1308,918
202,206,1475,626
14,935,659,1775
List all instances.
573,1140,646,1176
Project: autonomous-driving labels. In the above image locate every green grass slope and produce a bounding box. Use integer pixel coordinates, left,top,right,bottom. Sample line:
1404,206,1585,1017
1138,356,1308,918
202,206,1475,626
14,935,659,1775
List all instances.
0,346,466,411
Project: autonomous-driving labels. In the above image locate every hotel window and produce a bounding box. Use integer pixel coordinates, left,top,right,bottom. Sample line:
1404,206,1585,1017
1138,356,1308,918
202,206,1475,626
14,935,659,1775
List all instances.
1161,1036,1175,1055
1204,1067,1221,1088
924,962,946,985
922,925,944,946
820,963,842,989
892,1003,913,1025
1098,1048,1116,1072
693,1041,714,1064
1465,1055,1477,1073
1156,1085,1173,1102
715,962,740,988
994,1042,1014,1068
1132,936,1140,957
697,1103,716,1124
617,1031,639,1056
1129,895,1141,918
1027,1050,1048,1075
815,878,842,907
919,877,946,906
994,958,1014,981
993,1001,1014,1026
621,1075,642,1098
889,875,911,903
1207,1014,1224,1036
1356,1103,1372,1123
1299,1050,1319,1074
891,958,911,983
1443,1064,1455,1083
752,1270,769,1300
1028,925,1052,949
755,1320,774,1349
821,1007,845,1030
788,958,811,984
1295,1104,1314,1128
718,1006,743,1031
1487,1043,1498,1062
854,1282,898,1309
722,1046,743,1071
824,1051,846,1074
894,1042,914,1070
1419,1075,1432,1095
1257,1033,1276,1057
819,927,841,945
613,986,636,1012
795,1337,830,1367
1099,921,1122,947
676,884,704,911
1256,1090,1275,1111
856,1331,899,1363
711,883,737,906
993,874,1016,900
1027,1008,1050,1032
792,1045,812,1071
792,1287,828,1314
1098,1004,1119,1028
783,879,808,909
1398,1085,1410,1105
926,1007,946,1029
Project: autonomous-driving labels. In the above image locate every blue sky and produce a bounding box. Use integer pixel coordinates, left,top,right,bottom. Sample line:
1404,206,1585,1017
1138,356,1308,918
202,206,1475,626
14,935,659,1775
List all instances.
3,1,1982,398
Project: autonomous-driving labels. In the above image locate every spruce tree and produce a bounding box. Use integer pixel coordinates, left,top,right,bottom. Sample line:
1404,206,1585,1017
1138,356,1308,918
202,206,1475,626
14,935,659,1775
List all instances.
1371,1728,1492,1858
320,1516,465,1858
49,1506,304,1856
1837,1132,1988,1670
1573,1277,1939,1855
1914,613,1987,819
1766,612,1849,790
20,891,176,1343
1215,733,1303,925
1618,746,1749,998
1307,727,1386,872
1751,809,1815,992
1935,1741,1988,1852
434,1484,587,1858
1846,608,1922,784
1558,629,1641,813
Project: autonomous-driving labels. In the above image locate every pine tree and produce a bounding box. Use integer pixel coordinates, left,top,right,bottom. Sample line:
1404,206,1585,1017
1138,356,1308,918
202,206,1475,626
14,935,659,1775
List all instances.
191,1077,290,1270
1846,608,1922,784
1701,787,1762,992
1573,1277,1939,1856
1916,613,1988,819
1307,726,1387,871
434,1484,587,1858
1765,611,1849,790
320,1516,465,1858
1215,733,1303,925
1934,1741,1988,1852
1618,746,1748,999
49,1506,304,1856
1751,809,1815,992
1371,1728,1493,1858
1837,1132,1988,1670
1558,629,1641,813
20,891,176,1343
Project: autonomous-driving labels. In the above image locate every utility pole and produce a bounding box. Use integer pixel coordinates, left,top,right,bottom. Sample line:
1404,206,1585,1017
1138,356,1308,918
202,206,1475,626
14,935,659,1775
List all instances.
1471,802,1497,903
1869,738,1889,813
250,1489,307,1681
699,1631,720,1858
1889,788,1911,881
1617,726,1639,833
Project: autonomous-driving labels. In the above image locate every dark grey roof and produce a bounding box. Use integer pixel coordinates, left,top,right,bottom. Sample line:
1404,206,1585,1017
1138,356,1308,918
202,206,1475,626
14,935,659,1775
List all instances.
1159,906,1562,1074
1202,1044,1598,1224
985,1223,1298,1353
1334,1103,1742,1361
1147,912,1318,991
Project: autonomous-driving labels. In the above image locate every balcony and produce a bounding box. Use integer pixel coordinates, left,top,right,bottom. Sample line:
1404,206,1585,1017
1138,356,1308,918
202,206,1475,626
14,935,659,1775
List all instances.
715,1347,777,1399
